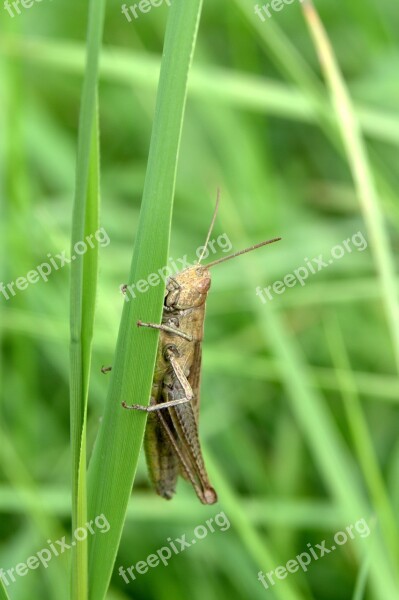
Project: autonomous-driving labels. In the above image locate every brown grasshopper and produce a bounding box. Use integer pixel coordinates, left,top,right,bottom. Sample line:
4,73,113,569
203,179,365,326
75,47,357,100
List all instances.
116,195,281,504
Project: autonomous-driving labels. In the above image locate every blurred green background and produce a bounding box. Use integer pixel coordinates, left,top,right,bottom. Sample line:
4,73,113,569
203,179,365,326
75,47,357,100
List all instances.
1,0,399,599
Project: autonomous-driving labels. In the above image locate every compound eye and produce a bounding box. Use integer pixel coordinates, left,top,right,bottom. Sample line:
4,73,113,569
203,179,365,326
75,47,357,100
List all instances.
196,277,211,293
195,267,204,276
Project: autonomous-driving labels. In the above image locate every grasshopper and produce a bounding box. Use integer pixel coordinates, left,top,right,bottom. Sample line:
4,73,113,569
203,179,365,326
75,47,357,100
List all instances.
117,194,281,504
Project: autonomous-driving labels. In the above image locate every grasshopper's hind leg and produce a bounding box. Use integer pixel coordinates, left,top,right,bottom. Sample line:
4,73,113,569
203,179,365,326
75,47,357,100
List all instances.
122,347,193,411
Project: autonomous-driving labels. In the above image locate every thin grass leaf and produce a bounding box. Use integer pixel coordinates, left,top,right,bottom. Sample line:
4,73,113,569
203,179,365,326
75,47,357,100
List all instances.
0,484,344,530
2,37,399,147
69,0,105,597
205,452,306,600
86,2,203,598
301,0,399,374
352,550,372,600
0,579,10,600
324,313,399,568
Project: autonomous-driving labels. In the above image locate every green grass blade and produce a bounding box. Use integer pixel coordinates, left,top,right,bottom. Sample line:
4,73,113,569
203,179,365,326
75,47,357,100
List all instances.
86,2,203,598
324,314,399,566
205,453,306,600
302,0,399,374
69,0,105,597
352,554,372,600
0,580,10,600
2,37,399,147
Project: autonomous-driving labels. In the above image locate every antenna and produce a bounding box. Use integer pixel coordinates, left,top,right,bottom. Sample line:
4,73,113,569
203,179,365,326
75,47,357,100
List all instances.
205,237,282,269
197,188,221,264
